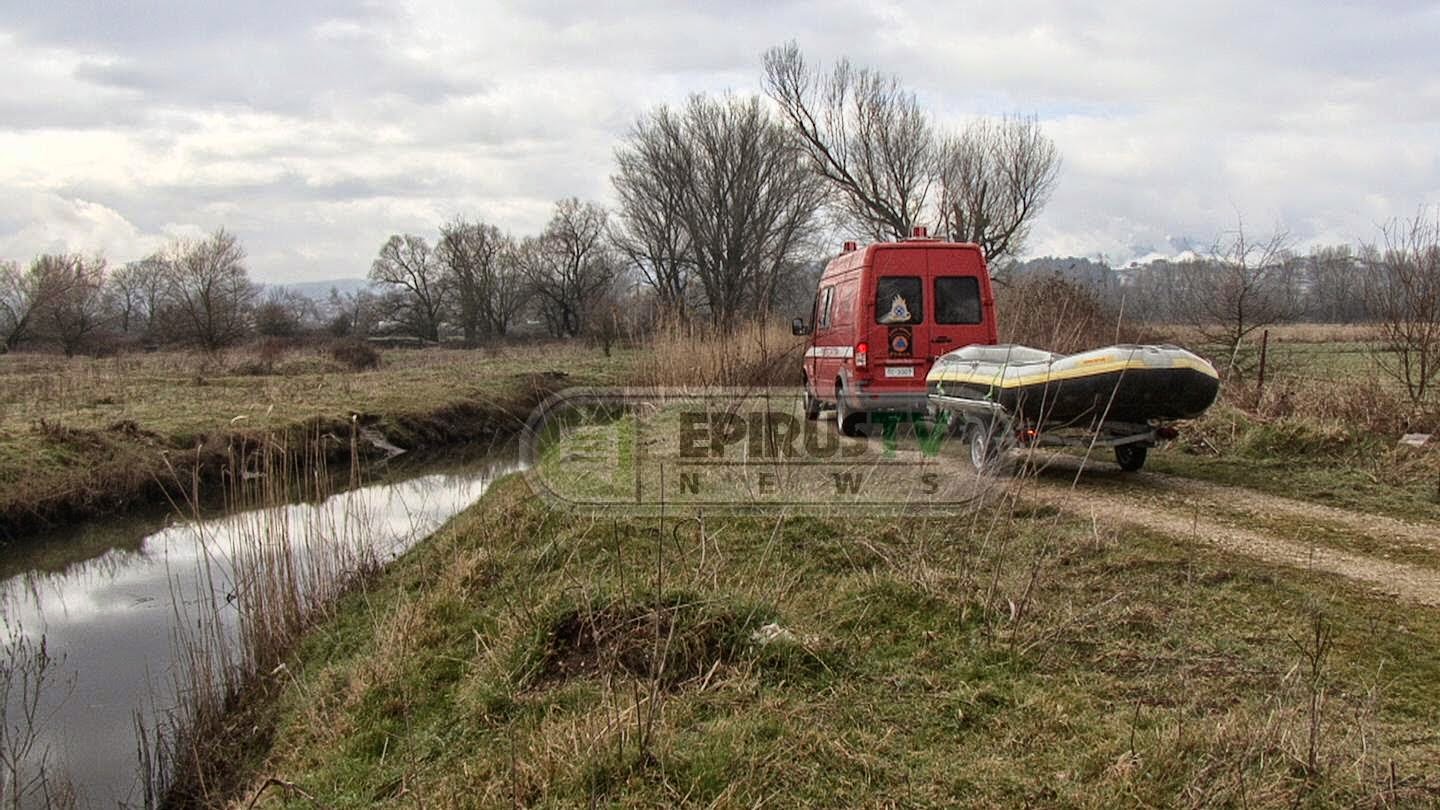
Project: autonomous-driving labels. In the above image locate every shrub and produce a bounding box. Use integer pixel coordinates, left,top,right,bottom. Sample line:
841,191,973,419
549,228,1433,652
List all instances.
330,338,381,371
995,274,1137,353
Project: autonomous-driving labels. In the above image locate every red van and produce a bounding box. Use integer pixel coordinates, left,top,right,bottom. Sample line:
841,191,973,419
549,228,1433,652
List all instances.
792,230,998,435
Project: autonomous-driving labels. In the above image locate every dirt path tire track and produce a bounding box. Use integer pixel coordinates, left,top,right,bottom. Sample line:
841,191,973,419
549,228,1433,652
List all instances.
1016,456,1440,607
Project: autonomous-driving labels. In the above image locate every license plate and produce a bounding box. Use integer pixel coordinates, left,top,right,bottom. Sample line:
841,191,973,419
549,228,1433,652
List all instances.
884,366,915,378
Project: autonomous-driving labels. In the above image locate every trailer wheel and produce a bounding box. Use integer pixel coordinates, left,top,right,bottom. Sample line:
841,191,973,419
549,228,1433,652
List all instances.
968,421,1002,472
1114,444,1148,472
835,383,864,437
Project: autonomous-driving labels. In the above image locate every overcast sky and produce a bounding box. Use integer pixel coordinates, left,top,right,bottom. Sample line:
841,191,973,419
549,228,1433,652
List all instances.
2,1,1437,282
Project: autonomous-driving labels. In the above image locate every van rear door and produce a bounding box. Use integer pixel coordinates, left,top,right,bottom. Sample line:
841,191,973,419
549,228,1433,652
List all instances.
926,248,993,359
869,250,927,384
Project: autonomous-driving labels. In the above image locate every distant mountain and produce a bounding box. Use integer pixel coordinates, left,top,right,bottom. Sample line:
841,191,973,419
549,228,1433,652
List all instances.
272,278,372,300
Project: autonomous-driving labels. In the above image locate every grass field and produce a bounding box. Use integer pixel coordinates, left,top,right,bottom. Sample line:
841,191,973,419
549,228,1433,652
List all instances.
222,474,1440,807
0,343,637,534
1109,323,1440,520
6,325,1440,807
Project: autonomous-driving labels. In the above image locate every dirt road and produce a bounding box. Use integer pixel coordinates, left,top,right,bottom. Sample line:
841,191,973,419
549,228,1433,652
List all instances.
1013,453,1440,607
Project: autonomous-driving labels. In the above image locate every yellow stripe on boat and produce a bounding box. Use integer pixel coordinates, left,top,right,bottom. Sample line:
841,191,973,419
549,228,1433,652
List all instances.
931,354,1219,390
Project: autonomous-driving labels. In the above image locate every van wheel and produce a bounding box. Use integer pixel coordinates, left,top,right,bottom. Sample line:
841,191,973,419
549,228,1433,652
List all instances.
1115,444,1148,472
835,383,864,437
803,383,821,421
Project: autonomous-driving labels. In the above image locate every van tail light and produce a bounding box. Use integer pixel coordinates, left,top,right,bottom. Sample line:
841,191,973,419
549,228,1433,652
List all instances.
855,342,868,367
1156,426,1179,440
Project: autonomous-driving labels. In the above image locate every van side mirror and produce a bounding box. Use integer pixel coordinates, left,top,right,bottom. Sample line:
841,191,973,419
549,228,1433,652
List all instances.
791,317,810,336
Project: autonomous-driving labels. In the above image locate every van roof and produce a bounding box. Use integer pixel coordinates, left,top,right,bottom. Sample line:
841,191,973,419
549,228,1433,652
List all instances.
822,239,986,276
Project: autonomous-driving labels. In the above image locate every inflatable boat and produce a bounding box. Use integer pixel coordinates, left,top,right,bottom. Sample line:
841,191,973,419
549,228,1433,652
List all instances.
927,344,1220,426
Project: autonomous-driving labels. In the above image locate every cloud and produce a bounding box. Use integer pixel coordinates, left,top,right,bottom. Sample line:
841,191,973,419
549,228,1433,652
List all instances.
0,191,167,262
1,0,1438,281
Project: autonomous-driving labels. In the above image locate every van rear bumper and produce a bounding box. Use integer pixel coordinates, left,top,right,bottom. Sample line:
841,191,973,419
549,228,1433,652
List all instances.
851,390,929,413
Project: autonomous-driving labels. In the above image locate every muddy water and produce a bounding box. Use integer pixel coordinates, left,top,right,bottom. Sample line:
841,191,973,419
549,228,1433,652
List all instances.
0,449,524,807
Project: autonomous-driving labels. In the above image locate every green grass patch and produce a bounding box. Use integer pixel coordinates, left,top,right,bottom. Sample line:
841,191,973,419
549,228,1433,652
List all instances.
228,474,1440,807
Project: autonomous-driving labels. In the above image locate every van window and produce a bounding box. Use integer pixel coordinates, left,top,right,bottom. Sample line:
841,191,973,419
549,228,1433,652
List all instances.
935,276,982,324
834,281,855,327
875,277,922,324
817,286,835,329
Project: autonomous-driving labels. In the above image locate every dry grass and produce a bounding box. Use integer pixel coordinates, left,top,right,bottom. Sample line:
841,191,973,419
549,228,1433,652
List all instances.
222,471,1440,808
0,343,632,440
1145,323,1381,346
0,343,633,533
630,320,805,389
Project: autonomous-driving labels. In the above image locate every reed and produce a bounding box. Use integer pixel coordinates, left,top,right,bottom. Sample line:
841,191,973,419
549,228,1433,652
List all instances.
0,630,75,809
139,421,384,806
631,319,805,389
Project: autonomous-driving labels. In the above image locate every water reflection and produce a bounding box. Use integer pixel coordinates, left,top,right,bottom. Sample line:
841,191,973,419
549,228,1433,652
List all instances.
1,453,522,807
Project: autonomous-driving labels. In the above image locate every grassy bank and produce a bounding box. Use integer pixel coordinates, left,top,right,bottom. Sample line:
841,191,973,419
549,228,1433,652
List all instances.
1146,329,1440,521
205,475,1440,808
0,343,635,537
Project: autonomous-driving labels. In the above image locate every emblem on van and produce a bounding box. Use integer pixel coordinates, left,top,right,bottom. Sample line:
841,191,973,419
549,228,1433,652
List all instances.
889,326,912,356
879,294,911,324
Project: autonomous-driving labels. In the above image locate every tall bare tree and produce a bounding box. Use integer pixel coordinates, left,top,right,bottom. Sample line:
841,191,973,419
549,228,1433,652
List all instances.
164,229,257,351
489,240,532,337
523,199,617,338
0,260,40,351
1367,210,1440,403
1183,220,1294,377
937,116,1060,261
763,42,934,241
615,94,823,328
370,234,448,342
613,138,694,321
763,42,1060,262
437,219,529,343
109,255,170,336
31,253,110,356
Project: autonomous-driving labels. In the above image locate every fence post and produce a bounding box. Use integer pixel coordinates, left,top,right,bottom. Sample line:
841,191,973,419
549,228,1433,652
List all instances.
1256,328,1269,406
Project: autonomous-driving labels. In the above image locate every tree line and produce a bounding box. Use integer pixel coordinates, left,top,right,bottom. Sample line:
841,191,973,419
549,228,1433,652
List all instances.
1,229,259,355
1006,211,1440,401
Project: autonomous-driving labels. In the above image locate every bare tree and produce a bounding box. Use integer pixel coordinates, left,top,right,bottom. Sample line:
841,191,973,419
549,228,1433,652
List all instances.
1304,245,1365,323
1184,220,1294,377
615,95,823,329
937,116,1060,262
1367,210,1440,403
164,229,257,351
369,234,447,343
31,254,110,356
324,286,380,338
254,287,315,337
613,129,695,321
0,260,40,351
437,219,529,343
523,199,617,338
109,256,170,336
763,42,935,240
489,240,532,337
762,42,1060,262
